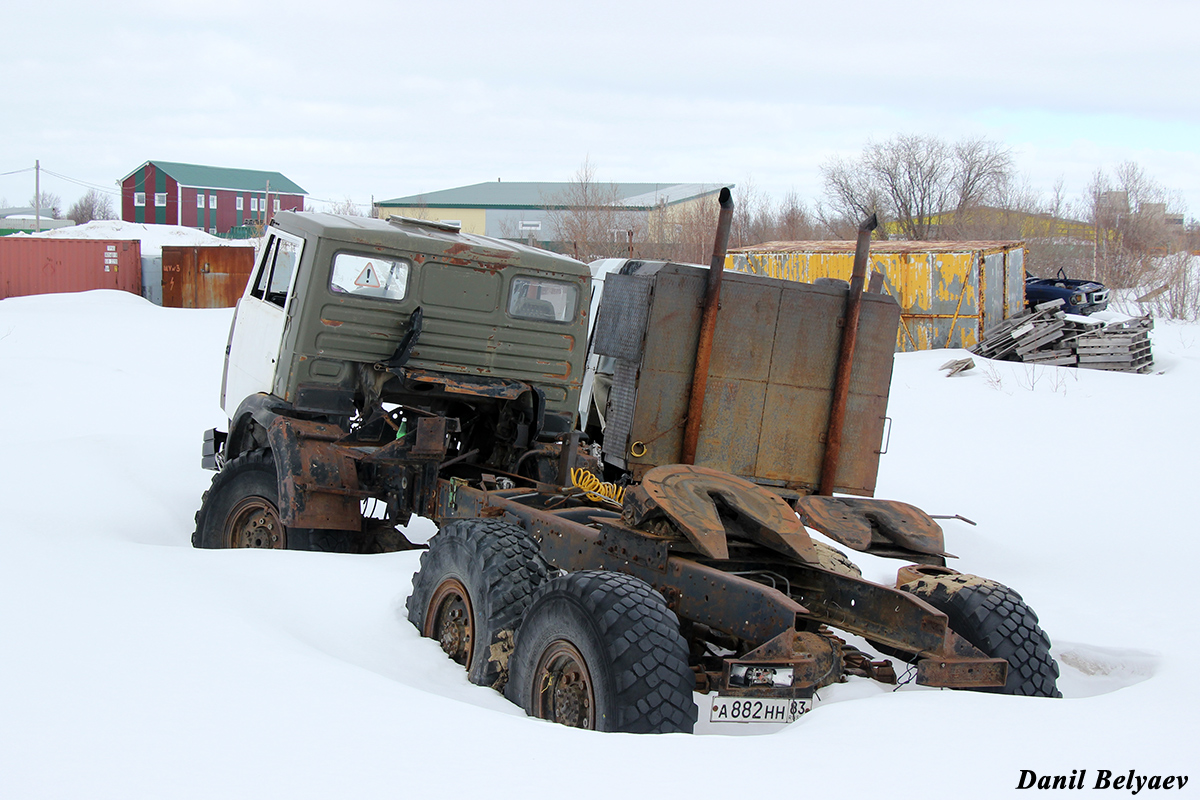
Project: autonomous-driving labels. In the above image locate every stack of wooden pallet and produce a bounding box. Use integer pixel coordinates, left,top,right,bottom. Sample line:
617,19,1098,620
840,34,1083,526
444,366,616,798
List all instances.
1073,316,1155,373
970,301,1155,373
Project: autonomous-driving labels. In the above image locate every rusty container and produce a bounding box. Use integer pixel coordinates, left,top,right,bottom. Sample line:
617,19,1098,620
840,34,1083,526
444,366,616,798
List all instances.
0,238,142,299
594,263,900,497
727,241,1025,351
161,245,255,308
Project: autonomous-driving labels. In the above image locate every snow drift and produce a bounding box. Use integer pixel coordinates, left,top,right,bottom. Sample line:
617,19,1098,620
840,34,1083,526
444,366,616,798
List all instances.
0,290,1195,799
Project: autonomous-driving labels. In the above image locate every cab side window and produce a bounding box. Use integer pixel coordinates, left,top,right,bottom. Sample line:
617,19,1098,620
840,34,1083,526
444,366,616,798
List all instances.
250,235,301,308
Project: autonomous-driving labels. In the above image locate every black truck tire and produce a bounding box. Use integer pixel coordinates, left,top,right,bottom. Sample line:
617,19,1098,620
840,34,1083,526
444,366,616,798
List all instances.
193,449,289,550
193,449,353,552
812,541,862,577
899,573,1062,698
506,571,697,733
406,519,549,689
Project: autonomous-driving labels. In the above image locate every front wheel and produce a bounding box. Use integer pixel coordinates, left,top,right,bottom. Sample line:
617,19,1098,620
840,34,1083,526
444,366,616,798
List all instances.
193,449,288,549
506,571,697,733
899,573,1062,697
193,449,354,552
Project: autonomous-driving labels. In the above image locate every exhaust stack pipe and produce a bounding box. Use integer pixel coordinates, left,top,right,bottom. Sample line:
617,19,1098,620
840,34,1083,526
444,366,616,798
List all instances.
680,187,734,466
818,212,878,495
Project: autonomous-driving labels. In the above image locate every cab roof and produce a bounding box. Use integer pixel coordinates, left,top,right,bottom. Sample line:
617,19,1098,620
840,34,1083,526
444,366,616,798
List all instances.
272,211,589,277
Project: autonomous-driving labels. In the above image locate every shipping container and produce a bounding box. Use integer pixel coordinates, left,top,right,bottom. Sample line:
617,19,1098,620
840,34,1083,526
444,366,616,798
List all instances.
161,245,255,308
0,238,142,299
726,241,1025,351
141,255,163,305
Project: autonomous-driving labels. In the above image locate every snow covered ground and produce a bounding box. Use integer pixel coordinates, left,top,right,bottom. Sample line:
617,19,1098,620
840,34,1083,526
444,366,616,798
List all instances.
0,290,1195,798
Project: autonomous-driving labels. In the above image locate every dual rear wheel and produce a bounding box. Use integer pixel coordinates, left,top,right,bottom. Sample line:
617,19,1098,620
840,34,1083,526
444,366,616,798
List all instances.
408,520,697,733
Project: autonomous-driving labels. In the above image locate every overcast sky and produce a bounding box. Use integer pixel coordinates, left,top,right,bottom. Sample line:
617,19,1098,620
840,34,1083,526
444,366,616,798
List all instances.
3,0,1198,220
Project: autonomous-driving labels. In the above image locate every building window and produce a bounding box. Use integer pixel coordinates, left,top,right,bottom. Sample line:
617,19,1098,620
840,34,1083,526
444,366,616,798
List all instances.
251,197,258,212
273,199,281,212
133,192,146,207
197,194,205,209
209,194,217,209
236,196,244,211
154,193,167,207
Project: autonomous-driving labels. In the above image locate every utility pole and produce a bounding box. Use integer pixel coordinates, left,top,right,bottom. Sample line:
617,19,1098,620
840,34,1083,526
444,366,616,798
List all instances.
34,160,40,233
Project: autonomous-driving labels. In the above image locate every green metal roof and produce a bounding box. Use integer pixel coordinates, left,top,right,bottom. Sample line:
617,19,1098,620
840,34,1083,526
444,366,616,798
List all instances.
123,161,307,195
378,181,727,209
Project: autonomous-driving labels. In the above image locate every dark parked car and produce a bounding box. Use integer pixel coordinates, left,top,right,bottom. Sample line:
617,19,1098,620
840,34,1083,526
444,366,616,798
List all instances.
1025,269,1110,315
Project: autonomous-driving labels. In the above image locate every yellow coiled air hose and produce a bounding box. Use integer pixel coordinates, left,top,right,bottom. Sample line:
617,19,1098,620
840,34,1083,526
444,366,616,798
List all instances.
570,467,625,507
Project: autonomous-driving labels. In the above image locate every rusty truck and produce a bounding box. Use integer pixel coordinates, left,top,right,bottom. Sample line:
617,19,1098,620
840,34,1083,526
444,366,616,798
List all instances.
193,193,1060,733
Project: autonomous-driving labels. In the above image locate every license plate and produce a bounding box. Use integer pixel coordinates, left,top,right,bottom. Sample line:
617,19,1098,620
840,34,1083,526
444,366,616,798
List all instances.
709,696,811,724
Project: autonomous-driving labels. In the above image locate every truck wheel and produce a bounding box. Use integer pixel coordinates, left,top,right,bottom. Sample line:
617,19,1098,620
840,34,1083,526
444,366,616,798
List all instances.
899,574,1062,697
406,519,549,689
813,541,862,577
194,449,289,549
193,449,356,552
506,571,697,733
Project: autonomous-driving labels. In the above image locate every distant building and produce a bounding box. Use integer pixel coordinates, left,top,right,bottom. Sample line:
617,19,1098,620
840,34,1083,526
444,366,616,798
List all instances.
0,208,75,235
119,161,306,235
375,181,728,246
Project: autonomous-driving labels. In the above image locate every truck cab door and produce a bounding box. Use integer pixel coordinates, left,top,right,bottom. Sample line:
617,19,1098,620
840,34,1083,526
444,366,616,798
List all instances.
221,230,305,415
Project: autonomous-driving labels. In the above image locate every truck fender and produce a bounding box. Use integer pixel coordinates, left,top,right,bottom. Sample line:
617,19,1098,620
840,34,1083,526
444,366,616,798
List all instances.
225,393,289,461
794,496,950,562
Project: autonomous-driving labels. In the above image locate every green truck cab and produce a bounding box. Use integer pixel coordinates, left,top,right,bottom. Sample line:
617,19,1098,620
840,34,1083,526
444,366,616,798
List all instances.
211,211,589,485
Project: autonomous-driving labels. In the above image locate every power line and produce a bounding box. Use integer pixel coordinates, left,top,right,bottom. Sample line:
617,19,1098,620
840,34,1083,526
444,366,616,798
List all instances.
308,195,373,208
1,164,120,197
39,168,120,196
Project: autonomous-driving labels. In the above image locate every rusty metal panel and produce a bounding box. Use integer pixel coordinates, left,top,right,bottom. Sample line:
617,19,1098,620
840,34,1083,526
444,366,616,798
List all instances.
606,263,898,497
1006,247,1025,321
0,238,142,299
161,245,255,308
729,241,1025,352
982,250,1006,332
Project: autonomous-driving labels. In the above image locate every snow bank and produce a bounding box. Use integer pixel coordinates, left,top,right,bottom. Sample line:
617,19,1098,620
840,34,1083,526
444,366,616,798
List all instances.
0,290,1195,798
17,220,255,257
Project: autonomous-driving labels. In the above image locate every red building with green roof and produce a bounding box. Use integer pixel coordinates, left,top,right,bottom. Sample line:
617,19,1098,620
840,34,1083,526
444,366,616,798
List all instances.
119,161,307,235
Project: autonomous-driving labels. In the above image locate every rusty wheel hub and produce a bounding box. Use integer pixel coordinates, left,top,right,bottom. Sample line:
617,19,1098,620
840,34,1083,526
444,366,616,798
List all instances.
533,640,595,729
226,497,286,549
425,579,474,667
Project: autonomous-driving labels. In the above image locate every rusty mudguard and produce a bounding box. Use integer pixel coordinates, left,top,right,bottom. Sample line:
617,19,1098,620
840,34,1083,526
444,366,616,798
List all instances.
266,415,447,530
796,495,953,562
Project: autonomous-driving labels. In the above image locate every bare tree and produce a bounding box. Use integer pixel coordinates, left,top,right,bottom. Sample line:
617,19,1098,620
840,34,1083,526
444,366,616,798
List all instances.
1083,162,1184,287
659,192,721,264
328,196,367,216
544,158,640,261
774,191,818,242
29,191,63,219
1134,251,1200,321
730,178,761,248
67,189,116,224
820,134,1014,240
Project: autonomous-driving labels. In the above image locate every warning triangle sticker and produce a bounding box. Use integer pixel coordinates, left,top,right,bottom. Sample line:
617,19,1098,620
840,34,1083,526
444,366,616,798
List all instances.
354,263,383,288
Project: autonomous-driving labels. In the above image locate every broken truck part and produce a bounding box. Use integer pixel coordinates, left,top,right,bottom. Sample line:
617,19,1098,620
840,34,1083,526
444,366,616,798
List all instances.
194,206,1061,734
